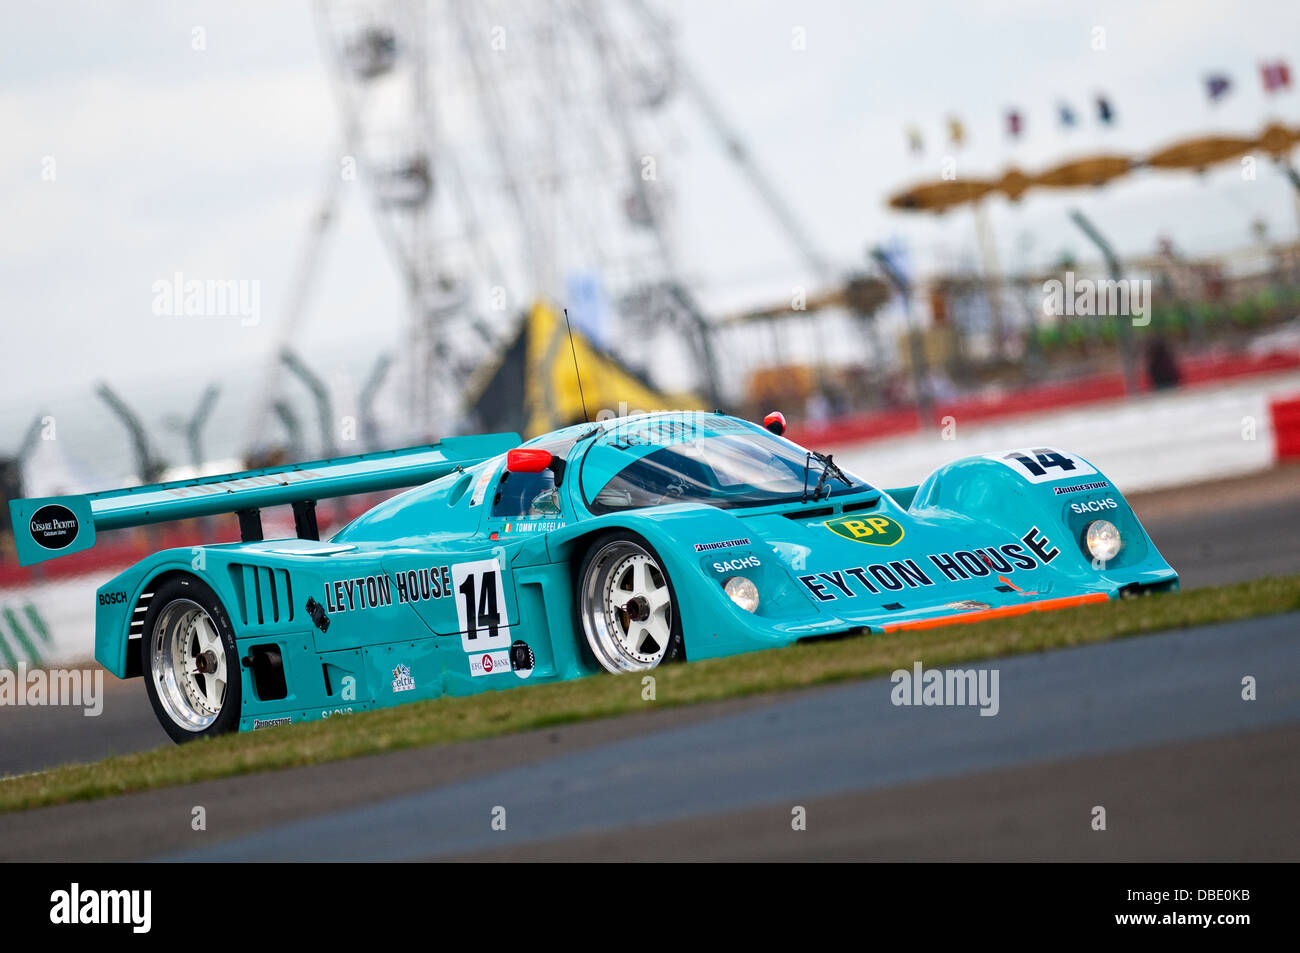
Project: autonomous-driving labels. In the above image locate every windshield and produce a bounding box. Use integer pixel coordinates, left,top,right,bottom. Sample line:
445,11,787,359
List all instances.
582,423,861,513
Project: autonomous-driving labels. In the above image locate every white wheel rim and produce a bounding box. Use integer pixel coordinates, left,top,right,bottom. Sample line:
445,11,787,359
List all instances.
151,599,228,731
582,542,673,673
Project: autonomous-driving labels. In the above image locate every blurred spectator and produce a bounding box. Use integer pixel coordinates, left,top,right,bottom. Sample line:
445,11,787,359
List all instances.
925,370,958,403
882,372,909,408
805,390,832,423
1146,335,1182,390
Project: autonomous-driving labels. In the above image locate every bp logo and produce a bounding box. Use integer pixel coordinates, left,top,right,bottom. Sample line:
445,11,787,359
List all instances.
824,515,904,546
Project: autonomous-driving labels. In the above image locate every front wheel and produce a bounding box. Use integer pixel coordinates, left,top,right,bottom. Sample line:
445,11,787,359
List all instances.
140,575,241,743
578,533,684,673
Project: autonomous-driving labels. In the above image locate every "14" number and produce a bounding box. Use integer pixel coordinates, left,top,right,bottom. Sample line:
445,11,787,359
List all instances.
458,570,501,642
1006,450,1077,478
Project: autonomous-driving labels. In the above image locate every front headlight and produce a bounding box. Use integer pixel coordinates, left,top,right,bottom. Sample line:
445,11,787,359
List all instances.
1085,520,1122,562
723,576,759,612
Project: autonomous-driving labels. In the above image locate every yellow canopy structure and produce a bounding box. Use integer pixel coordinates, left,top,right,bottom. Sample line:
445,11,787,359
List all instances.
467,302,704,439
1034,155,1133,188
886,122,1300,213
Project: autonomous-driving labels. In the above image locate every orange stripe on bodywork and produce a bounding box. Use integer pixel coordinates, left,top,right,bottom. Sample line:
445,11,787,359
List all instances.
882,592,1109,632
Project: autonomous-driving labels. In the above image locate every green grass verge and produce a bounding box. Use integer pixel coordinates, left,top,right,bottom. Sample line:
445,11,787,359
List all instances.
2,574,1298,813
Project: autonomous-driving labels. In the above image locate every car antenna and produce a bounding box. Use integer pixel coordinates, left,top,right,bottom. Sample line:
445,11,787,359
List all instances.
563,307,591,424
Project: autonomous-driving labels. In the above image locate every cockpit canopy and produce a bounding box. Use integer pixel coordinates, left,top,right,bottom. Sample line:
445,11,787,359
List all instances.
578,414,862,513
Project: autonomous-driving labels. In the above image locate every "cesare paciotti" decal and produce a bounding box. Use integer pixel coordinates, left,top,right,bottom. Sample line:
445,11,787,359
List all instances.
29,504,80,550
799,526,1060,602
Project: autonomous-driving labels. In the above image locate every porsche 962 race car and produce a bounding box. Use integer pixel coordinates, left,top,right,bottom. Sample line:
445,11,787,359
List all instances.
10,411,1177,742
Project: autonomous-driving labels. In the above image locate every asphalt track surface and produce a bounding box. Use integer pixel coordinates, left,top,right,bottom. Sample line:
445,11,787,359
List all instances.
1,611,1296,861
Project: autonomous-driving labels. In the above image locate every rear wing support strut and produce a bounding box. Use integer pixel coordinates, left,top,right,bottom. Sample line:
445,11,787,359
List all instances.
292,500,319,541
236,509,264,543
236,500,318,542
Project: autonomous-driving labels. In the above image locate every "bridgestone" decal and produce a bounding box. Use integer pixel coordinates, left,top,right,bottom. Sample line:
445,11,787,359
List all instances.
694,537,751,552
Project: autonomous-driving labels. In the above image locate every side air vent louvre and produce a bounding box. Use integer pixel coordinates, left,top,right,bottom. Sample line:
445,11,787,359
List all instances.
124,589,153,678
840,498,881,514
128,591,152,636
229,565,295,626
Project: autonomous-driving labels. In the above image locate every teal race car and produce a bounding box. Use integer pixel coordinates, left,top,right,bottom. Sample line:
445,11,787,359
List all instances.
9,411,1178,742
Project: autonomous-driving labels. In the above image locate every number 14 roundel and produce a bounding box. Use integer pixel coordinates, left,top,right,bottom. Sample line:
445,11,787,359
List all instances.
452,559,513,653
984,447,1097,484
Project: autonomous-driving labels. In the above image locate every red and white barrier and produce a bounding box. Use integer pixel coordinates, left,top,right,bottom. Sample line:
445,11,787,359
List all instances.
1270,393,1300,461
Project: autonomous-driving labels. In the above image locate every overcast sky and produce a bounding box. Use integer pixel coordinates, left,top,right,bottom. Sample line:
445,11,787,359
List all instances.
1,0,1297,472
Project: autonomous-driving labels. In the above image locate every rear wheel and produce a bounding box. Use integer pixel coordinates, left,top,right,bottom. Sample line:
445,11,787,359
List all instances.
140,576,241,743
578,533,683,673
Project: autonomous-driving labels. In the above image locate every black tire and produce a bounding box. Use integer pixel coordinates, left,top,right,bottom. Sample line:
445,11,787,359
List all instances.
140,575,241,743
576,531,685,673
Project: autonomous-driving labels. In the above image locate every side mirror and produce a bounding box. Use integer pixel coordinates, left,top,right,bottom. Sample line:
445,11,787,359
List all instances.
763,411,786,436
506,449,554,473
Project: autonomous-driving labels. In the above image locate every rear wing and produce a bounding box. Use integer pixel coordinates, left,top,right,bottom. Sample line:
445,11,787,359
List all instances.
8,433,519,567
